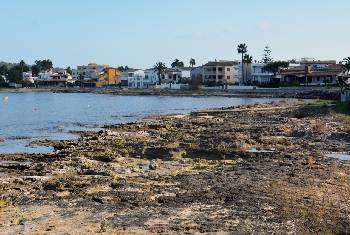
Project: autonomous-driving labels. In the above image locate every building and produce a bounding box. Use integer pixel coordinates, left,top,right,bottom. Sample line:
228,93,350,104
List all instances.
164,68,182,84
144,69,159,87
176,67,192,83
143,68,182,86
119,69,145,88
202,61,239,85
75,63,109,80
190,67,205,88
22,71,36,84
105,67,121,85
37,70,74,87
38,70,53,80
280,60,342,85
74,64,122,87
250,63,274,84
190,67,205,82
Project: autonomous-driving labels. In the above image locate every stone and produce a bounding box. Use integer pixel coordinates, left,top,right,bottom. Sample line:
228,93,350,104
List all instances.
149,160,158,170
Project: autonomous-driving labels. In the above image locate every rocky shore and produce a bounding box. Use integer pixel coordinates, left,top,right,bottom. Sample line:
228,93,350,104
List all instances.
0,101,350,234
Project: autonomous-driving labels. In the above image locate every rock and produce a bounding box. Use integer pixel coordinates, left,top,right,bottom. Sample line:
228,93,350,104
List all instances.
92,196,104,204
149,160,158,170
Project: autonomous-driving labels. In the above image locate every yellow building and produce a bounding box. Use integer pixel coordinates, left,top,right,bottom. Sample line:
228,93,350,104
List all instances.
105,67,121,85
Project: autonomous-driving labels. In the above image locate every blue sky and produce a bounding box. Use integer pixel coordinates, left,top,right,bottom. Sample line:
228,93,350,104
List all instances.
1,0,349,68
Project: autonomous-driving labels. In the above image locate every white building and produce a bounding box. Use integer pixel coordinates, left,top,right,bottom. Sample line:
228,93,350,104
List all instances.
144,69,159,87
250,64,274,84
38,70,53,80
176,67,192,83
120,69,145,88
164,68,182,83
22,71,37,84
238,63,275,85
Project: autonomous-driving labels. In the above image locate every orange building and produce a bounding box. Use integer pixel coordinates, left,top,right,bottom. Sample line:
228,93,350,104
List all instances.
105,67,121,85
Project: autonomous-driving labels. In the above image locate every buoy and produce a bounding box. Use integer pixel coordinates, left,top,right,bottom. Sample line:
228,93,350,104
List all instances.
2,96,9,101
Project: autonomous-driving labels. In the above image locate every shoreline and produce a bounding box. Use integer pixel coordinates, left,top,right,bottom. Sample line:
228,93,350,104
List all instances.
0,101,349,233
0,87,341,100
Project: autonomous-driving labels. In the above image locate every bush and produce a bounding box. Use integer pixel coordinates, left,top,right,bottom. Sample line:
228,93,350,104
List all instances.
335,101,350,114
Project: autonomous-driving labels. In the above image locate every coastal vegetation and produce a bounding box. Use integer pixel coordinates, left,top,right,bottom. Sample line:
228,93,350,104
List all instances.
171,59,184,68
261,46,273,64
237,43,248,83
0,59,53,85
189,58,196,67
153,62,167,85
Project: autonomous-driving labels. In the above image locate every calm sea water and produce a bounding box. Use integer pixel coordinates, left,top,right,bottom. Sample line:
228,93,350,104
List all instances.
0,92,294,154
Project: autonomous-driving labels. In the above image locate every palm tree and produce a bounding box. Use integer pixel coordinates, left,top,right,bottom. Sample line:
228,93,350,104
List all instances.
18,60,27,81
171,59,184,68
338,57,350,94
190,58,196,67
243,54,253,64
243,54,253,84
237,43,248,84
153,62,167,85
343,57,350,72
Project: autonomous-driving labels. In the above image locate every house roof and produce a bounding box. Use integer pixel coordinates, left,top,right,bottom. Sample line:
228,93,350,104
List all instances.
175,67,192,71
300,60,337,65
204,61,238,66
125,69,142,73
165,68,181,73
281,64,343,77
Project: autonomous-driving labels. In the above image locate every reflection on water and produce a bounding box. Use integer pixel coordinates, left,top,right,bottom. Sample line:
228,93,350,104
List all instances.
0,160,32,166
327,153,350,161
0,92,295,154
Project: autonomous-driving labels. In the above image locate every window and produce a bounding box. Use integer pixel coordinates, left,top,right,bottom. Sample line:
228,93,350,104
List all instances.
227,68,230,71
218,67,223,72
227,76,231,80
218,75,223,80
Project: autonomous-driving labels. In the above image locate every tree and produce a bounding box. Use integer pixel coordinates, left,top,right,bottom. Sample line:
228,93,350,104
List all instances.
243,54,253,84
153,62,167,85
7,66,23,83
263,61,289,77
117,66,129,72
237,43,248,84
0,65,8,76
35,59,53,71
190,58,196,67
31,65,40,77
243,54,253,64
66,66,72,75
0,75,5,87
343,57,350,72
18,60,29,75
171,59,184,68
262,46,273,64
19,60,26,71
338,57,350,94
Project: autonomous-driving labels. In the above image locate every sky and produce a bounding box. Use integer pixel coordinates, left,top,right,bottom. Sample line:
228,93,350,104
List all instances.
0,0,349,69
